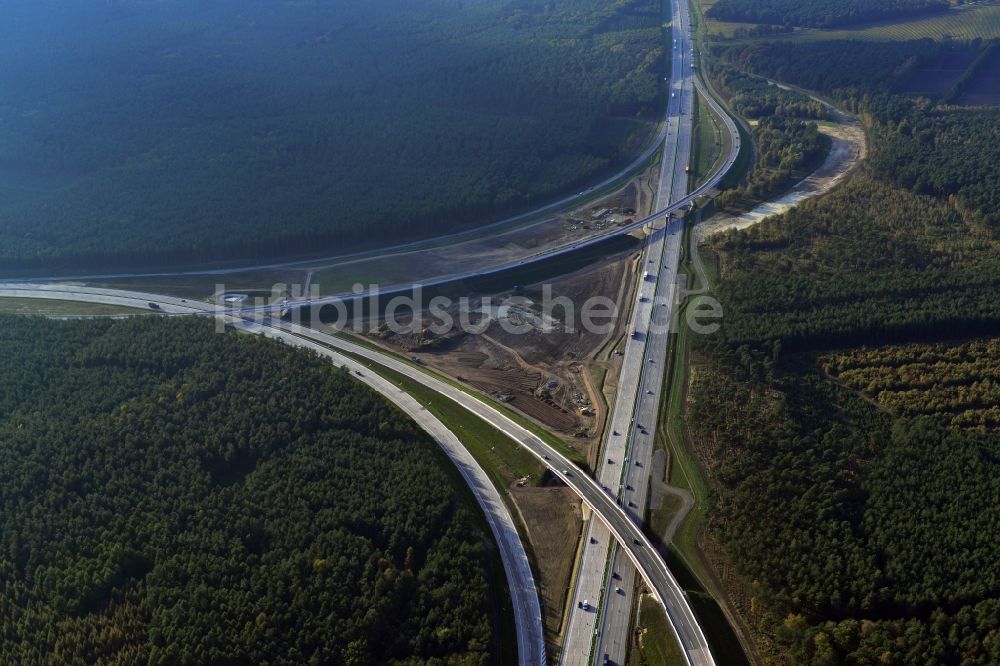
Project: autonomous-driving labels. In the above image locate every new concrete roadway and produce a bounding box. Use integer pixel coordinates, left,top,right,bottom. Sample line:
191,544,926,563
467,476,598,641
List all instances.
561,0,708,662
0,282,716,666
4,88,738,320
215,77,737,319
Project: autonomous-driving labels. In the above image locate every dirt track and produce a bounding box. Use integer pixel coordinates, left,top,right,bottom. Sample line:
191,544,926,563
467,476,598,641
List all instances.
695,117,867,243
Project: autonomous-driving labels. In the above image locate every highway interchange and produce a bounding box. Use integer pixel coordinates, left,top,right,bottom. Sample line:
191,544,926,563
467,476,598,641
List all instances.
0,277,727,664
0,2,741,663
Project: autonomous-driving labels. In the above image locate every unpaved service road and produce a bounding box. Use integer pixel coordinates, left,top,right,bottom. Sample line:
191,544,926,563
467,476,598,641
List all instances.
696,119,866,243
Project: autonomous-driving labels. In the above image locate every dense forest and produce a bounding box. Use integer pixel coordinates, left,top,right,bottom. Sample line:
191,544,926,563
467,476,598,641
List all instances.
820,339,1000,431
688,35,1000,664
0,0,664,273
705,64,829,208
707,66,831,121
715,39,1000,227
706,0,950,28
0,316,499,664
688,361,1000,664
716,115,828,209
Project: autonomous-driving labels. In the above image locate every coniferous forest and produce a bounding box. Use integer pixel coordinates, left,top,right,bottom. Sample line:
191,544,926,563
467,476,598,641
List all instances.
0,316,497,665
0,0,664,273
691,36,1000,664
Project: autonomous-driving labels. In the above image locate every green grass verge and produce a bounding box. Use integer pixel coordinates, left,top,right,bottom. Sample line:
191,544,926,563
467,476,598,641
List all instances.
324,330,589,468
645,212,749,664
628,595,685,666
690,88,724,187
648,492,684,539
665,549,750,666
0,297,148,316
367,359,545,488
716,112,752,191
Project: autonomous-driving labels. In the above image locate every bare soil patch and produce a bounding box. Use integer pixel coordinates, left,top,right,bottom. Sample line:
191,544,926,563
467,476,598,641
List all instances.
511,485,583,647
368,249,641,460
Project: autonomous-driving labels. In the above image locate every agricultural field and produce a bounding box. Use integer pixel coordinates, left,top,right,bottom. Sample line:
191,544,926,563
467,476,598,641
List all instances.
0,297,145,316
704,2,1000,42
820,339,1000,432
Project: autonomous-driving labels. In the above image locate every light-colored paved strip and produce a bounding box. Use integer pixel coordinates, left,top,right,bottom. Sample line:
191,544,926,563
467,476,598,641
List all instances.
565,0,711,661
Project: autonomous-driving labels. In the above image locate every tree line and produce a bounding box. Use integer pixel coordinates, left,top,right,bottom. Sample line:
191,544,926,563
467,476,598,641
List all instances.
687,35,1000,665
707,63,831,209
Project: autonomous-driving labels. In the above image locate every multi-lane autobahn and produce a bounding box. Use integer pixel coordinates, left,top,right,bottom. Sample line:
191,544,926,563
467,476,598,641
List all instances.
560,0,709,662
0,5,740,662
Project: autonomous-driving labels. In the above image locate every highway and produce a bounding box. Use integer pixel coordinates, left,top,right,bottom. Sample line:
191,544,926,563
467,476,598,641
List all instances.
214,85,736,319
0,11,740,665
5,86,738,321
560,0,702,661
0,281,717,666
